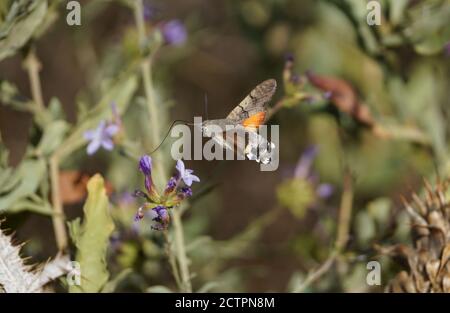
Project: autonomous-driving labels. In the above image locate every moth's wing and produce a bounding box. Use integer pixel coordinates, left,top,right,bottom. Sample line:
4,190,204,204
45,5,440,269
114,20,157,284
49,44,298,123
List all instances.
210,133,234,153
211,130,247,159
226,79,277,124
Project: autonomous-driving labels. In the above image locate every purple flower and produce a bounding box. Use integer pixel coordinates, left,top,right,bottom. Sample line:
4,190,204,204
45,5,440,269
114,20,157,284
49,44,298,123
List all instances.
176,186,193,201
134,207,144,222
323,91,333,99
139,155,153,176
179,187,192,199
143,3,155,21
316,183,334,199
284,53,294,63
84,120,119,155
161,20,187,46
176,159,200,186
294,145,318,179
164,176,178,194
149,206,170,230
139,155,155,194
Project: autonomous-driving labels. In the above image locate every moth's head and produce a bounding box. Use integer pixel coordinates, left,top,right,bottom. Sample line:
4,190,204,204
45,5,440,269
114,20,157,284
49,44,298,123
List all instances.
201,121,214,137
201,120,226,137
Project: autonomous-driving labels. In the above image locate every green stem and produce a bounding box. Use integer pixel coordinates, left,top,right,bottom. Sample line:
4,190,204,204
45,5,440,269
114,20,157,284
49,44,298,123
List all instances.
133,0,191,292
23,49,68,252
133,0,166,185
172,206,192,292
50,155,68,252
23,49,45,114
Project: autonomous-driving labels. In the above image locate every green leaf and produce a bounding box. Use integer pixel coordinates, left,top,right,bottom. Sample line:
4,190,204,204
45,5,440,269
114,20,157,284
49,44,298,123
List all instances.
36,120,69,156
0,158,46,213
67,217,81,246
0,80,31,112
404,1,450,55
7,197,53,215
69,174,115,293
387,0,409,26
101,268,132,293
0,0,48,61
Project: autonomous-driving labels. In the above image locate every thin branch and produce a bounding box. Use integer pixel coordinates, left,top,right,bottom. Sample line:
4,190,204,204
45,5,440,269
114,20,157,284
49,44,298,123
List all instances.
293,252,337,293
163,231,182,290
172,206,192,292
133,0,166,186
133,1,190,292
335,171,354,252
23,49,45,113
294,170,354,292
266,98,286,121
49,155,68,252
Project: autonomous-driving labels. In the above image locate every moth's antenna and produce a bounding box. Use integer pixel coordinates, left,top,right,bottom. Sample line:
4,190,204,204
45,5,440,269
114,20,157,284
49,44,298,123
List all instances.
204,93,209,120
148,119,199,155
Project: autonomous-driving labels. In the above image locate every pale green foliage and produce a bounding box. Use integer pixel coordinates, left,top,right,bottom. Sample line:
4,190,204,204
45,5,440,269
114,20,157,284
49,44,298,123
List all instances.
69,174,115,293
0,0,48,61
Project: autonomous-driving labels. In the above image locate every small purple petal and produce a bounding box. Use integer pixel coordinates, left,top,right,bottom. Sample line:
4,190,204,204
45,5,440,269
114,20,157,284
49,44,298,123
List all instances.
118,192,135,205
143,3,155,21
188,174,200,184
161,20,187,46
83,130,95,140
294,146,318,179
323,91,333,99
87,139,101,155
183,176,193,187
105,124,119,137
164,176,177,194
181,187,192,198
176,159,185,175
290,74,301,84
139,155,153,176
317,183,334,199
147,208,158,220
284,53,294,63
134,207,144,221
101,138,114,151
150,206,169,229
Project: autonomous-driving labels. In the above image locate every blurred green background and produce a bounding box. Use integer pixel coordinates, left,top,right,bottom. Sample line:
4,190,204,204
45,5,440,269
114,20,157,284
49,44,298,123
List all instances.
0,0,449,292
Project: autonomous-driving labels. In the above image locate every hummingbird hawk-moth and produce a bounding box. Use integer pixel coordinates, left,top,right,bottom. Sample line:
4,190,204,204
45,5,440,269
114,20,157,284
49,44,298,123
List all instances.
200,79,277,161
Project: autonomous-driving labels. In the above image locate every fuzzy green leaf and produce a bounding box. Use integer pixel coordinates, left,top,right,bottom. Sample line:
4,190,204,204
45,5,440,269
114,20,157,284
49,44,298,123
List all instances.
36,120,70,157
69,174,115,293
0,158,46,214
0,0,48,61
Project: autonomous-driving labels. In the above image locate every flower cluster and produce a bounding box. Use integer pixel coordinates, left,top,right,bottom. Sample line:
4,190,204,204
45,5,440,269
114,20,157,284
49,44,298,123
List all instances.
133,155,200,230
282,54,332,106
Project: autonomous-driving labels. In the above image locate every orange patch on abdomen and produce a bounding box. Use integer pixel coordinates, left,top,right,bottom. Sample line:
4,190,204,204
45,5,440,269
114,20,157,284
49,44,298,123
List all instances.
242,112,266,129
